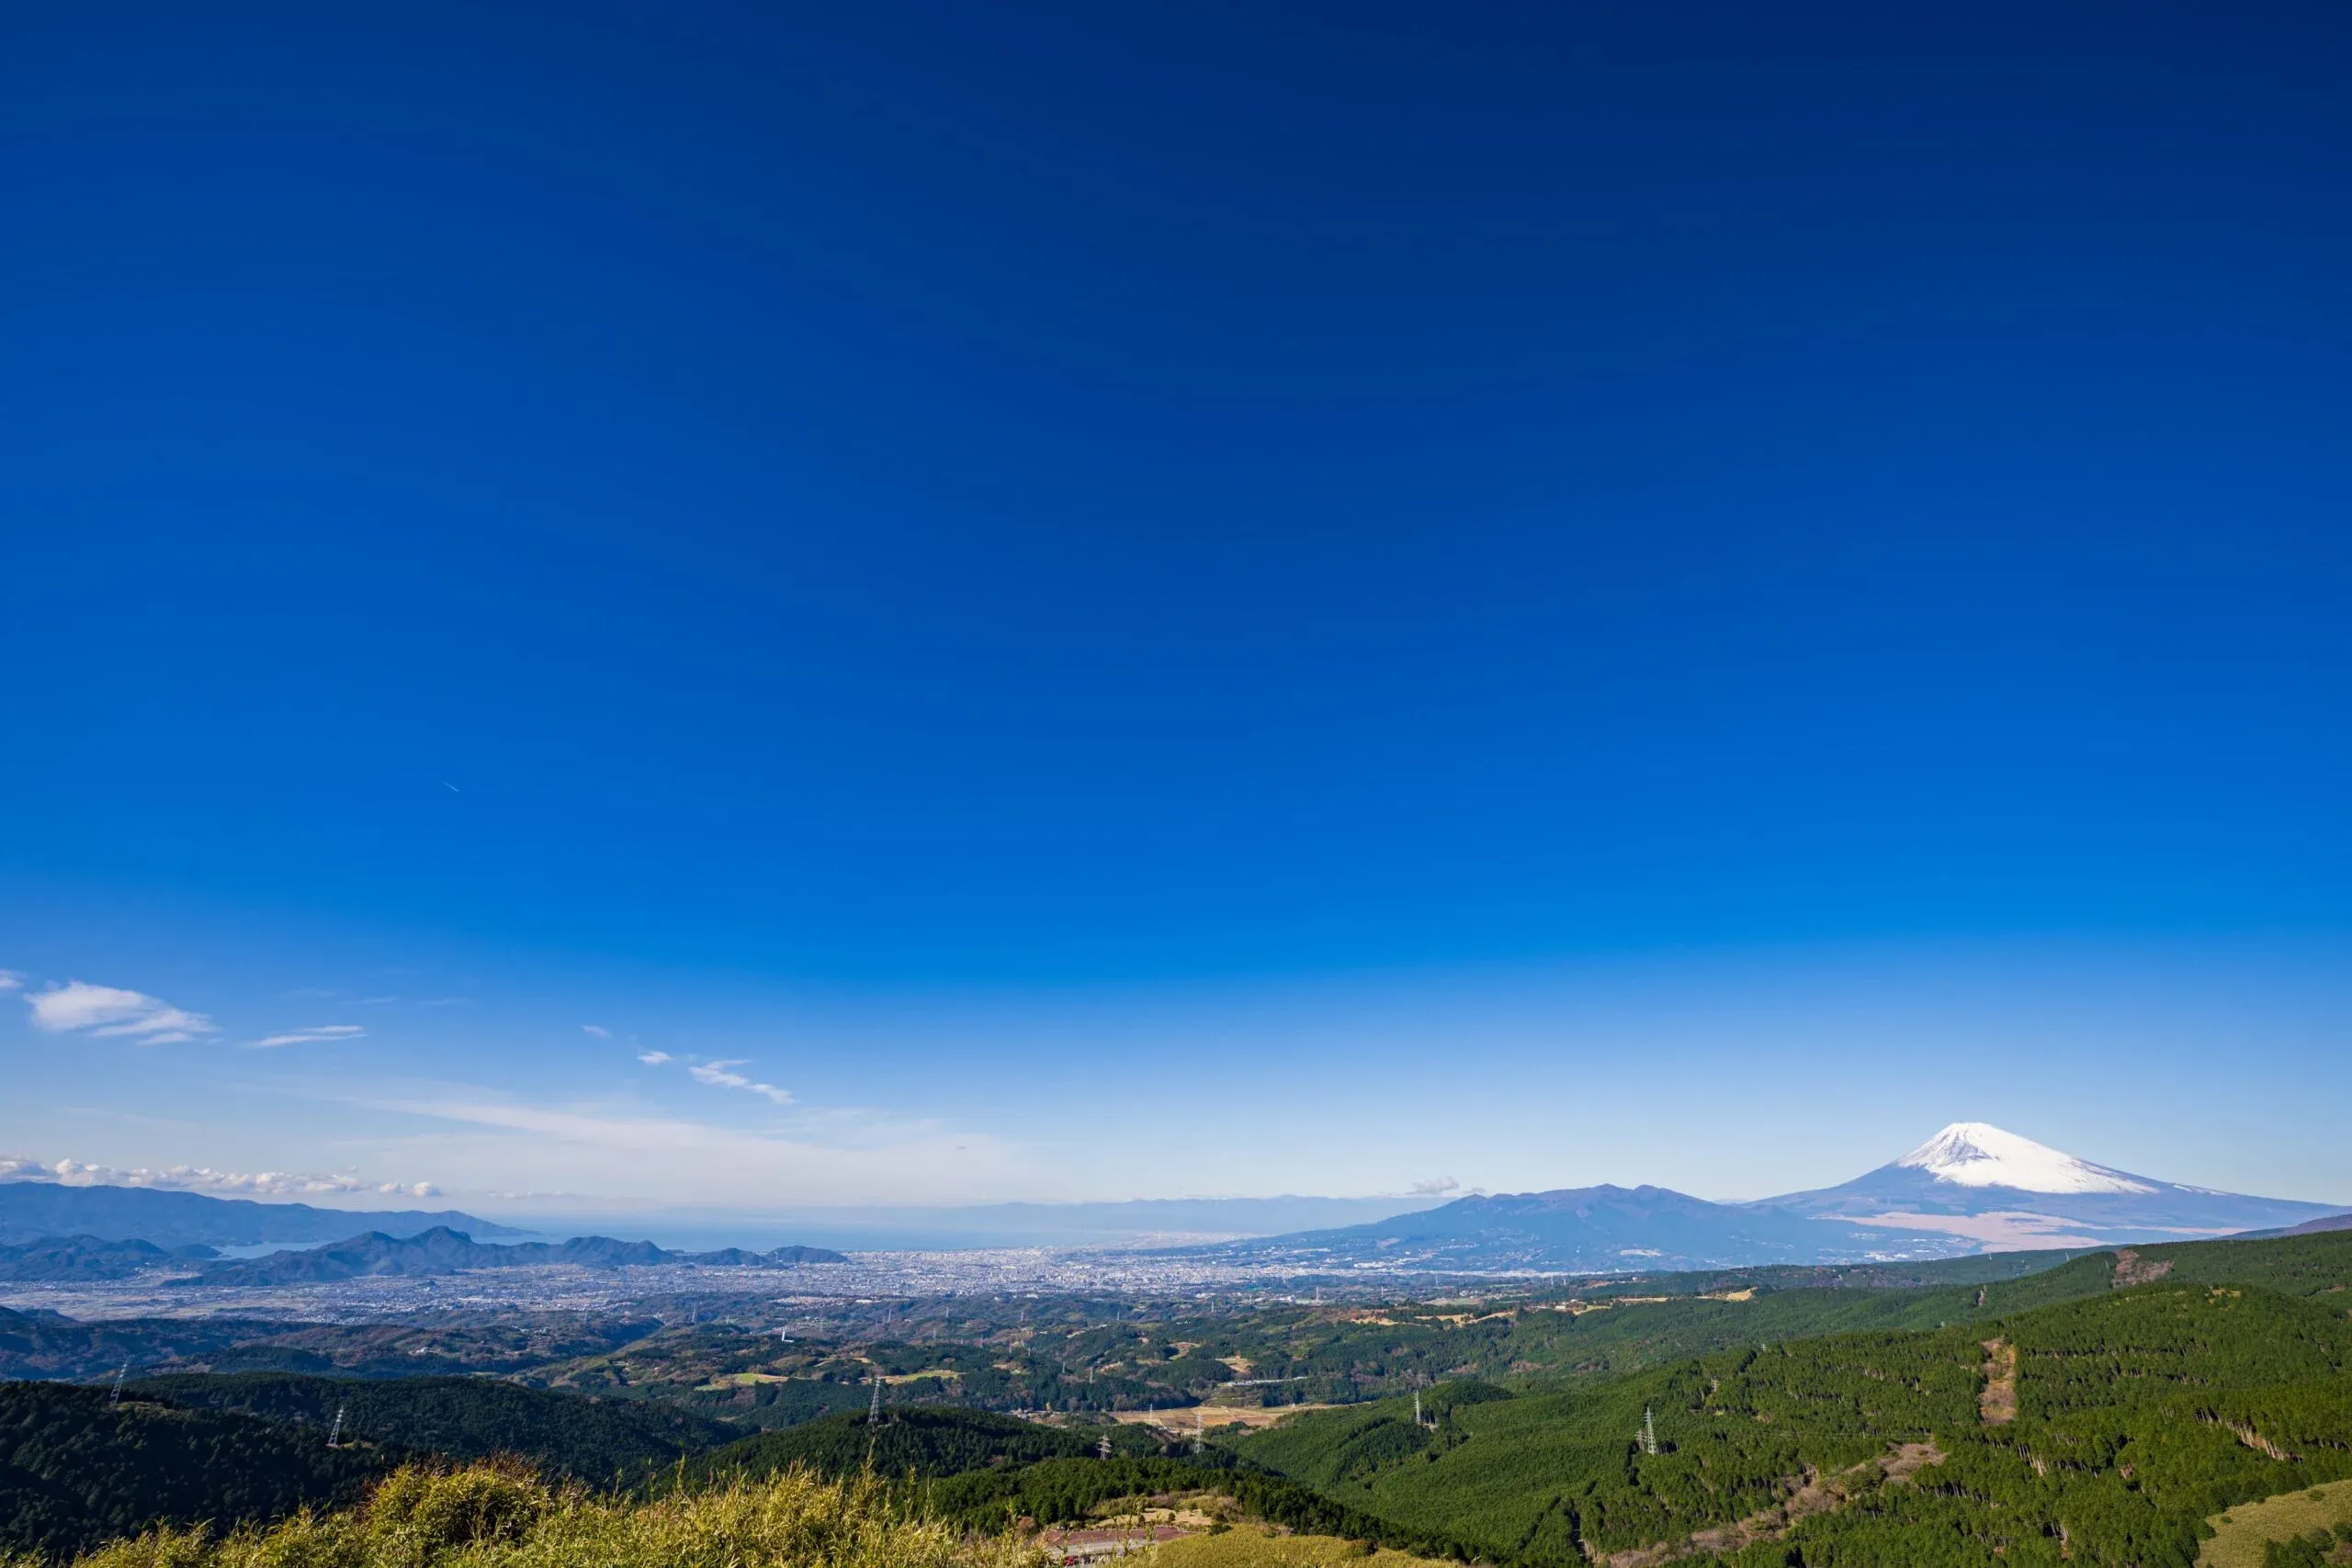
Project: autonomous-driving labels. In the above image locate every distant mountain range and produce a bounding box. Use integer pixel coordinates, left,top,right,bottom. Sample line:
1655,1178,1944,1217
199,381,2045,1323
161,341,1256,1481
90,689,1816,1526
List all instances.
0,1235,218,1282
7,1130,2337,1280
185,1226,846,1284
0,1179,523,1249
502,1194,1456,1252
1227,1122,2346,1272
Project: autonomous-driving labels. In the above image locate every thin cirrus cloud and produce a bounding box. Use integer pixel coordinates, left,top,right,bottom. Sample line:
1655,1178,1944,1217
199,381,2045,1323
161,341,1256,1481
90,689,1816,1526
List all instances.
367,1093,1007,1206
249,1024,368,1049
582,1024,611,1039
637,1049,673,1065
687,1058,793,1106
23,979,217,1043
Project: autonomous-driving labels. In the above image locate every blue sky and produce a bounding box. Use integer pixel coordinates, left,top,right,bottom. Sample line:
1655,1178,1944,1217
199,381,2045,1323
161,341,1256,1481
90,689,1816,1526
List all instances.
3,4,2347,1217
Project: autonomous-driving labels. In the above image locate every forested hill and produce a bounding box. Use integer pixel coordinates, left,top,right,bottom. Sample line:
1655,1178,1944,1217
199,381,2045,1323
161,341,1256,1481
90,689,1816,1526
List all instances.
1234,1232,2352,1567
1,1372,745,1561
0,1236,217,1282
190,1227,847,1284
127,1372,737,1481
0,1304,659,1382
0,1306,278,1382
0,1382,395,1560
684,1405,1136,1484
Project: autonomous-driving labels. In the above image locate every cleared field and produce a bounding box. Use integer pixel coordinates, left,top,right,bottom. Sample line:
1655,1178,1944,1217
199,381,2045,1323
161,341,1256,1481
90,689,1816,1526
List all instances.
2204,1480,2352,1568
1111,1404,1331,1435
1144,1526,1451,1567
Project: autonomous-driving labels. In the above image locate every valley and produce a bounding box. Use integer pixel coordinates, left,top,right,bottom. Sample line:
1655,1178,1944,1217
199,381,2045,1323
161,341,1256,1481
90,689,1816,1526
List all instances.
6,1226,2349,1565
5,1133,2347,1566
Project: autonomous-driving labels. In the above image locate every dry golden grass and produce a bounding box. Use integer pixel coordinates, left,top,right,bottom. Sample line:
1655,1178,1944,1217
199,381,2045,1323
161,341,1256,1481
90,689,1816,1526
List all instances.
2203,1479,2352,1568
21,1461,1041,1568
1141,1526,1450,1568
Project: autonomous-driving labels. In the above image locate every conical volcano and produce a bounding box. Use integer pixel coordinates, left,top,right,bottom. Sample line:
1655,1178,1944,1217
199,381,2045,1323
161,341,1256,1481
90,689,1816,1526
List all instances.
1763,1122,2336,1250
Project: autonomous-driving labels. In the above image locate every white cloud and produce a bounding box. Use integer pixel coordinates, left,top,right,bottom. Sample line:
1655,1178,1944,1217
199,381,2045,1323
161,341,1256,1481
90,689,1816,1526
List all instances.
248,1024,367,1049
26,980,217,1042
689,1058,793,1105
637,1049,673,1065
1408,1176,1462,1196
369,1093,1011,1206
0,1155,436,1200
582,1024,611,1039
0,972,22,993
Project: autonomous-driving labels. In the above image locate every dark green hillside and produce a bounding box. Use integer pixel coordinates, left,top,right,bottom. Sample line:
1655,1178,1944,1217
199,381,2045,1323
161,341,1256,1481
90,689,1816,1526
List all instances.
2118,1228,2352,1296
0,1382,397,1561
127,1372,735,1483
1237,1280,2352,1567
0,1305,660,1382
685,1405,1144,1483
0,1308,269,1382
1323,1234,2352,1396
502,1235,2347,1431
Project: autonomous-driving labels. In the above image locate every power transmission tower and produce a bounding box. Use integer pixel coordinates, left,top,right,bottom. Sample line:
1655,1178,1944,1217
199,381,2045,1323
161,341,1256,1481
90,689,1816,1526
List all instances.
864,1372,888,1468
327,1404,345,1449
1193,1406,1204,1455
110,1362,129,1404
1414,1389,1423,1427
1640,1406,1658,1457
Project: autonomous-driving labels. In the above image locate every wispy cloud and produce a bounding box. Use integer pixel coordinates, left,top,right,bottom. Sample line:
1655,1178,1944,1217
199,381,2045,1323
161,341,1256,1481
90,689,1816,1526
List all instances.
637,1049,673,1065
582,1024,611,1039
249,1024,367,1049
1408,1176,1462,1196
25,980,217,1043
365,1091,1011,1205
689,1058,793,1105
0,972,23,993
0,1154,436,1199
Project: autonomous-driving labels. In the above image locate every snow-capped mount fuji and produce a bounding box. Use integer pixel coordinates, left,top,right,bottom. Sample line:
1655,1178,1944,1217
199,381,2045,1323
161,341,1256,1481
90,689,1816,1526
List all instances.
1222,1121,2342,1272
1765,1122,2340,1251
1895,1122,2154,1195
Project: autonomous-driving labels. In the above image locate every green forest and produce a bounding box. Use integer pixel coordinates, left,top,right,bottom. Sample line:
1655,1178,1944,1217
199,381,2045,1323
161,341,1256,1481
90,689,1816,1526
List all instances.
126,1372,730,1481
1235,1238,2352,1567
0,1383,391,1560
6,1230,2351,1566
1,1374,734,1559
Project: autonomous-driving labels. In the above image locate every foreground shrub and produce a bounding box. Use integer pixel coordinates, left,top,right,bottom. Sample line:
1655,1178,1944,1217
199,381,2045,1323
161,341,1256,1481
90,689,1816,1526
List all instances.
47,1461,1039,1568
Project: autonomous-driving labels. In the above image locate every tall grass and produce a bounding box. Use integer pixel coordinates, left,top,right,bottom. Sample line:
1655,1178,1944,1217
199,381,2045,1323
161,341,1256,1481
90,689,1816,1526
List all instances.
20,1461,1043,1568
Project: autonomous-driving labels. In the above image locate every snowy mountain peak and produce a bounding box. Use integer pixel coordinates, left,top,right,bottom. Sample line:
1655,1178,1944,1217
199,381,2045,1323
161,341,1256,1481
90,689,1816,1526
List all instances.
1894,1122,2156,1195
